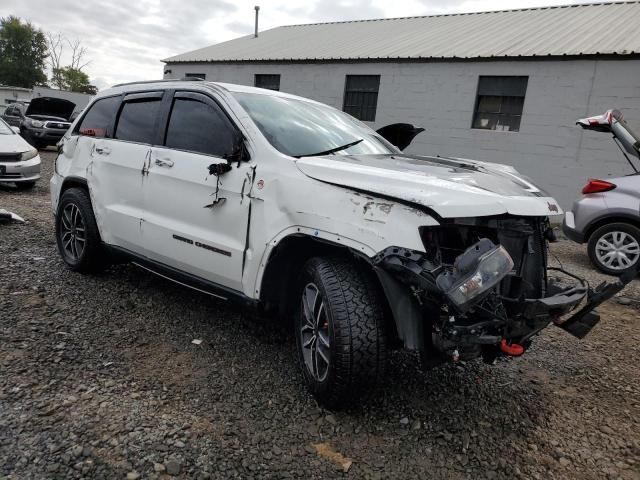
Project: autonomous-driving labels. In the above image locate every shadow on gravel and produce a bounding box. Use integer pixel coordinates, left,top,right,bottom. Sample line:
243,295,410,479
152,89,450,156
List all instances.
95,262,547,473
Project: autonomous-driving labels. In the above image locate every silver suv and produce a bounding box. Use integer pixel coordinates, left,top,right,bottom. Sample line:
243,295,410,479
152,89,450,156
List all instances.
563,110,640,275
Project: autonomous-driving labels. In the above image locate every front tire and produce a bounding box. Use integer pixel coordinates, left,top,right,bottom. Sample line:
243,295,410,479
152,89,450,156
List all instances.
588,222,640,276
296,256,387,408
55,188,109,272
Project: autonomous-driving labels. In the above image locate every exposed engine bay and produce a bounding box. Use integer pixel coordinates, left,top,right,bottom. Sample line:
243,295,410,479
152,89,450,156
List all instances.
374,215,636,366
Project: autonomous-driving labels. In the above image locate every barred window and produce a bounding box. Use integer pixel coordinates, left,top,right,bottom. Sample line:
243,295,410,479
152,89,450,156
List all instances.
472,76,528,132
343,75,380,122
254,74,280,91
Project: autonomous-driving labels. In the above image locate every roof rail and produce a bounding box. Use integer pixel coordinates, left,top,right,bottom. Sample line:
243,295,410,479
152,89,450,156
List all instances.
111,78,206,88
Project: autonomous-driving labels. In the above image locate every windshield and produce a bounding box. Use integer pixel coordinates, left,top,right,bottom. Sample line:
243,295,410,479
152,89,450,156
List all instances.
233,92,398,157
0,118,13,135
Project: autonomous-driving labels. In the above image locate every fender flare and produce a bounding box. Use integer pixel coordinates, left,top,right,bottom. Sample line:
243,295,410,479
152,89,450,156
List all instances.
251,226,377,297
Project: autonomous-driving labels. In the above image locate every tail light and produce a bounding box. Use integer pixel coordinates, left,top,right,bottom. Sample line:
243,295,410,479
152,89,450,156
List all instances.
582,179,616,194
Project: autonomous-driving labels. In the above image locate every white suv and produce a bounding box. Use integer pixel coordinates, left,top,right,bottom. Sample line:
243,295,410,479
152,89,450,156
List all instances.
51,80,634,407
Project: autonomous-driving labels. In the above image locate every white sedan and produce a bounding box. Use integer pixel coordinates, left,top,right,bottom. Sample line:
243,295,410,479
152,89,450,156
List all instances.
0,117,41,190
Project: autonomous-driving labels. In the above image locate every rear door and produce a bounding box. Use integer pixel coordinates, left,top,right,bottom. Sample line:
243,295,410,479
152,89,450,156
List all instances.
142,90,252,291
86,91,165,253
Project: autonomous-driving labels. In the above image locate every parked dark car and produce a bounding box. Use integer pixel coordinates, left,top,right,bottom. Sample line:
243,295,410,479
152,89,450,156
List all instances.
2,102,29,127
1,98,75,149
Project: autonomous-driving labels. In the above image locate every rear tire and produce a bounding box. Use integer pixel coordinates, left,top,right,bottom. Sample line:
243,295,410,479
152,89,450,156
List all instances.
14,181,36,190
295,256,387,408
588,222,640,276
55,188,109,273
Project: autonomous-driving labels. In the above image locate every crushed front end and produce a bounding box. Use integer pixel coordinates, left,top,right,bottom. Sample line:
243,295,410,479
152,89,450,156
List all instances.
374,216,636,365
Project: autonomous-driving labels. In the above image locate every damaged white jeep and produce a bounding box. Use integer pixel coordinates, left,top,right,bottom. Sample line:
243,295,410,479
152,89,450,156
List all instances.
51,80,635,407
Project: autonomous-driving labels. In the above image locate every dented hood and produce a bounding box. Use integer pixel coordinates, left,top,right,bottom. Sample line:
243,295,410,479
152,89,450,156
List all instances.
295,154,562,218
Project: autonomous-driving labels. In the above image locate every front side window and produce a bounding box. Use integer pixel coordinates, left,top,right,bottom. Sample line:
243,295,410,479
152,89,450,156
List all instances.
255,74,280,91
472,76,528,132
343,75,380,122
233,91,397,158
114,98,162,144
76,96,121,138
164,95,236,157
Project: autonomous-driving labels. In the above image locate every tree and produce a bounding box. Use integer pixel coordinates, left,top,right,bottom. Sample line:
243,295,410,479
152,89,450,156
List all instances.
0,16,48,88
46,32,64,89
47,33,95,93
53,66,97,94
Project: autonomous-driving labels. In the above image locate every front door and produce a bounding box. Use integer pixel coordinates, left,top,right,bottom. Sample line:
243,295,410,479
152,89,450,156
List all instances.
142,91,252,292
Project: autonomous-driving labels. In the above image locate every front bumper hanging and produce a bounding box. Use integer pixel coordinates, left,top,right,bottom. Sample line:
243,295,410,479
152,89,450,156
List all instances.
374,245,637,352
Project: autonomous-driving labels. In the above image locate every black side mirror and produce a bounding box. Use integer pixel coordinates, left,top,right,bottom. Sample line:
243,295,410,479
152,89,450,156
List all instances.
223,134,250,165
208,162,232,176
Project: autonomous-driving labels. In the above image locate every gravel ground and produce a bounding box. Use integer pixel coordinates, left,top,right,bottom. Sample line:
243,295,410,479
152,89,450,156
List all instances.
1,151,639,480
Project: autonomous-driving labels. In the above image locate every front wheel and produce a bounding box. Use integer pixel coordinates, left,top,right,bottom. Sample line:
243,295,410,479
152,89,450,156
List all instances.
588,222,640,276
295,256,387,408
55,188,109,272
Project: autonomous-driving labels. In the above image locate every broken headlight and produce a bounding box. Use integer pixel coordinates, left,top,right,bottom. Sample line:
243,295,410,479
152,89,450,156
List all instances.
436,239,514,312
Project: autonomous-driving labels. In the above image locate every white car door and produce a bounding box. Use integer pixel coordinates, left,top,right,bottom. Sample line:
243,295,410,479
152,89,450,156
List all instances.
84,91,164,254
142,90,252,292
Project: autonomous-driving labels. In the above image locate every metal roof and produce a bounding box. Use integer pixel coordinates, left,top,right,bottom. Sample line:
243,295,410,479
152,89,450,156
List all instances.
164,2,640,63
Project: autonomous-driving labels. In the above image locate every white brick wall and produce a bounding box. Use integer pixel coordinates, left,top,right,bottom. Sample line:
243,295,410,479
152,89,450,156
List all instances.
164,59,640,208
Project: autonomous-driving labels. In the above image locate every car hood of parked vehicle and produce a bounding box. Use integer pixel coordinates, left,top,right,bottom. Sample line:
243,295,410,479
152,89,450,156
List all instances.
25,97,75,121
296,153,563,218
0,131,34,154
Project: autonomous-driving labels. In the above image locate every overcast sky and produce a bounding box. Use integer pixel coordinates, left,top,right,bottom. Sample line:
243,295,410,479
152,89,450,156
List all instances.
4,0,603,90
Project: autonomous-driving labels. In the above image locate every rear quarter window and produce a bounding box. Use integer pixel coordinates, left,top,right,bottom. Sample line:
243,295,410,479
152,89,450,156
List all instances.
76,96,121,138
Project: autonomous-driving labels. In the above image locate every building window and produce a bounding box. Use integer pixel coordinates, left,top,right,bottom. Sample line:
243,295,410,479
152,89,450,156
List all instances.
254,74,280,91
184,73,206,80
472,76,528,132
343,75,380,122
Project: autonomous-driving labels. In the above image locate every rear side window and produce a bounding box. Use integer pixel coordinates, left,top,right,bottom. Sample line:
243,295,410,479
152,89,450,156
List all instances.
77,96,121,138
164,96,235,157
115,98,162,144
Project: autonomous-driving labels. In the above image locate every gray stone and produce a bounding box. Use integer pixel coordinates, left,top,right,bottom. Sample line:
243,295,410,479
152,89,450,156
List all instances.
166,459,182,476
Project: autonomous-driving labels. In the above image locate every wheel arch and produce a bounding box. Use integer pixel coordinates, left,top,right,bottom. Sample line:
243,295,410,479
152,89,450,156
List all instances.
59,176,89,201
584,214,640,242
258,233,396,337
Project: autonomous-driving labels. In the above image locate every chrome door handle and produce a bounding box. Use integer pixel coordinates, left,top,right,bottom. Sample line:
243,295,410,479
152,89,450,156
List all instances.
155,157,174,167
95,145,111,155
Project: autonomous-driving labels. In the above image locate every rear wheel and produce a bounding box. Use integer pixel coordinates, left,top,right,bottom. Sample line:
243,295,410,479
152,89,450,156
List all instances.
295,256,387,408
588,222,640,275
14,181,36,190
55,188,109,272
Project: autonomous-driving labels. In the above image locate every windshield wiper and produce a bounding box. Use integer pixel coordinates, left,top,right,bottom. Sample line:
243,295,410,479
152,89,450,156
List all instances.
295,138,363,158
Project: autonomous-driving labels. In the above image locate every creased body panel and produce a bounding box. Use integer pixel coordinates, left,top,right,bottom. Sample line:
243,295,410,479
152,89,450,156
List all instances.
296,154,563,218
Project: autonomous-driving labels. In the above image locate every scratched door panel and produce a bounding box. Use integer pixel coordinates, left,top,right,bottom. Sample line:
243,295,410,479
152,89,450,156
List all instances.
86,138,147,254
142,146,252,291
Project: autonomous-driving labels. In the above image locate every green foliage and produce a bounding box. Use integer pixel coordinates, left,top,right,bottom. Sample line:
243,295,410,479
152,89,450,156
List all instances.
53,66,98,94
0,16,48,88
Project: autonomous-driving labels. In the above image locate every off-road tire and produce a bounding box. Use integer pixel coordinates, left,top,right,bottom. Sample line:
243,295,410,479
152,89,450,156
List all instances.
588,222,640,276
55,187,109,273
295,256,387,408
14,181,36,190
